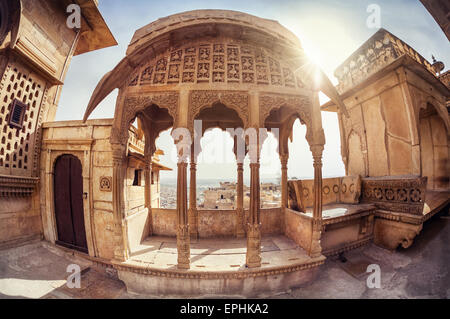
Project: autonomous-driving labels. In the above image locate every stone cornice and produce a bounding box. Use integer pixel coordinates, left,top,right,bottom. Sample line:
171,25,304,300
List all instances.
0,174,39,197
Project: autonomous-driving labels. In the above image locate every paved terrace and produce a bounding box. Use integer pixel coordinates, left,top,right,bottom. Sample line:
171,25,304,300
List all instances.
0,208,449,299
126,236,314,272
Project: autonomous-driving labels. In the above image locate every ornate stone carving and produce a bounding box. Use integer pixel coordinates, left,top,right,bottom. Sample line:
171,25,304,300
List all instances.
128,41,303,89
100,176,112,192
0,63,46,177
0,175,38,197
177,224,190,269
236,162,245,238
115,92,179,145
188,90,249,131
361,176,427,215
246,223,261,268
140,66,153,85
334,29,436,93
113,257,325,280
259,93,312,130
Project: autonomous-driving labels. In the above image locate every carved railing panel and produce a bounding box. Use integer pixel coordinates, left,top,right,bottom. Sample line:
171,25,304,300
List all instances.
361,176,427,215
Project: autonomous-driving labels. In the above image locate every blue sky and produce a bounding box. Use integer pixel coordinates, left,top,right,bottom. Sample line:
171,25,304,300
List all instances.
57,0,449,181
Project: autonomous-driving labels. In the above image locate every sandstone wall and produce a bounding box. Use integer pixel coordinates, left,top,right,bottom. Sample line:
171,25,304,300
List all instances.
284,208,312,253
339,68,449,190
0,0,80,248
41,120,116,259
151,208,283,238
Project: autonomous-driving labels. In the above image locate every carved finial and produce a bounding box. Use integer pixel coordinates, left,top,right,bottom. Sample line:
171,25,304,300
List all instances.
431,55,445,76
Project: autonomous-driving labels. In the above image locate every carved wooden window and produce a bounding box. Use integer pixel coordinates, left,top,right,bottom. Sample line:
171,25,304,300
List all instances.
8,99,26,129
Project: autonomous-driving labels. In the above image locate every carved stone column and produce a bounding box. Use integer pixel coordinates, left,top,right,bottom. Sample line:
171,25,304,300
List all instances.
144,157,153,235
246,160,261,268
235,162,245,238
280,154,289,208
111,144,128,261
177,161,190,269
188,152,199,240
310,145,324,258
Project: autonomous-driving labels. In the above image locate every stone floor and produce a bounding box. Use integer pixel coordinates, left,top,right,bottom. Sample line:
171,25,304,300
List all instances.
0,210,449,299
126,235,313,272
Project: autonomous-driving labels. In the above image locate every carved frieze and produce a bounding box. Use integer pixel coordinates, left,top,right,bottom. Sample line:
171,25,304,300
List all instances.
0,175,38,197
334,30,436,93
126,41,302,89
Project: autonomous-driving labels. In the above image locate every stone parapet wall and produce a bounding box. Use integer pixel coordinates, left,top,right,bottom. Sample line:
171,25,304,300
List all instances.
284,208,312,253
151,207,283,238
334,29,435,94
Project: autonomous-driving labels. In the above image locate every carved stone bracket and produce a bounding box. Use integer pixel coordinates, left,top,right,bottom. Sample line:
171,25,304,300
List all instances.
374,218,423,250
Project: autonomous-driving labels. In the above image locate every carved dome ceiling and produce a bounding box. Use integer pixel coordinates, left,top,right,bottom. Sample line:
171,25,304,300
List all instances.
83,10,347,121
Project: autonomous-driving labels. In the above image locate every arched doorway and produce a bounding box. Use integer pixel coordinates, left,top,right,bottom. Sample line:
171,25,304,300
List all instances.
54,154,88,253
419,103,449,190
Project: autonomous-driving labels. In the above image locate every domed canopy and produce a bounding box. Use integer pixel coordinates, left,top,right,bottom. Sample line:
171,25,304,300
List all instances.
83,9,347,121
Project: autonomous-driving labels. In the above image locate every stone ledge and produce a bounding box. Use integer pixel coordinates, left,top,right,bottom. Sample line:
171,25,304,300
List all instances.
0,175,39,197
322,236,373,257
112,257,325,280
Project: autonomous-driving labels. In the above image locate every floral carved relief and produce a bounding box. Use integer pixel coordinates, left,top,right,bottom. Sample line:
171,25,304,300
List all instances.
188,90,249,132
113,93,179,145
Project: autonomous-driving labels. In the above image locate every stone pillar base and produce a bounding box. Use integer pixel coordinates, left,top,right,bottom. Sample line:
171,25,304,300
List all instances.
246,223,261,268
177,225,191,269
235,208,246,238
113,224,128,261
188,208,199,241
309,220,322,258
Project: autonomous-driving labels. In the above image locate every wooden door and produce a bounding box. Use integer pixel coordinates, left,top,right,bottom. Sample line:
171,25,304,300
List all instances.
54,155,88,253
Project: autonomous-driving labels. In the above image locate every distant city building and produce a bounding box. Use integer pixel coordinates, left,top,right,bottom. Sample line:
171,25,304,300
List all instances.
196,182,280,210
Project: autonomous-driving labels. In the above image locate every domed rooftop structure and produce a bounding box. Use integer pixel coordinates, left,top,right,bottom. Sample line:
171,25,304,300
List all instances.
78,10,339,282
83,9,346,122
